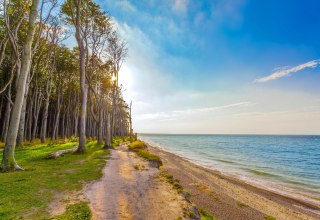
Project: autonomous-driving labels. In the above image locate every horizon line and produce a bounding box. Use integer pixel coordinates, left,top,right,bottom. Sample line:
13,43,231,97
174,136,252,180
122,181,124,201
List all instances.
137,132,320,136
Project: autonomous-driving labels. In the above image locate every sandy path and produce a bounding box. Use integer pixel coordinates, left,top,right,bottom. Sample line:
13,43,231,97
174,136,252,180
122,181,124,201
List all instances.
148,146,319,220
84,145,189,220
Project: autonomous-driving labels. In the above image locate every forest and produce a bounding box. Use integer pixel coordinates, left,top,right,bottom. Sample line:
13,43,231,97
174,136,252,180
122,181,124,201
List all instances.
0,0,132,172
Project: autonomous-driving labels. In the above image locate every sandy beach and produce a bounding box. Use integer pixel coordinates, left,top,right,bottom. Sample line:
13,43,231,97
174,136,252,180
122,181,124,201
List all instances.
147,143,320,220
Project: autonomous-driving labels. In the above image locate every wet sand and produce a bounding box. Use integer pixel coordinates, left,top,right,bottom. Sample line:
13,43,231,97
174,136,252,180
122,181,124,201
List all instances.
148,144,320,220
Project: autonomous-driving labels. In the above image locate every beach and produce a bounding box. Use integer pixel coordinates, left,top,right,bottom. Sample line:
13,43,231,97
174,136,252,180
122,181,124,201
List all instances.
147,143,320,220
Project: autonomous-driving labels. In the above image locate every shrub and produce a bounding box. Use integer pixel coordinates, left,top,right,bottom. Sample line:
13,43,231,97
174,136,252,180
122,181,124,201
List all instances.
128,140,146,151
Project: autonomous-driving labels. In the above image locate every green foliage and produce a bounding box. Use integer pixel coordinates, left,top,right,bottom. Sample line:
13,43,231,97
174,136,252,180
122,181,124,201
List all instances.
160,171,183,193
265,215,277,220
111,137,125,148
128,140,146,151
0,141,109,219
54,202,91,220
200,208,216,220
136,149,162,162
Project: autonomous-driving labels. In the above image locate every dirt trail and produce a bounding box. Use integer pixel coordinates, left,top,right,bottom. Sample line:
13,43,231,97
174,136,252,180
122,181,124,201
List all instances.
84,145,189,220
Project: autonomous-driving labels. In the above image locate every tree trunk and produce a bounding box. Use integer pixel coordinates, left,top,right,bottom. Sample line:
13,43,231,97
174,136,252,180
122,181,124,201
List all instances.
104,110,111,149
1,87,12,142
40,77,52,143
98,108,103,145
1,0,39,172
75,0,87,153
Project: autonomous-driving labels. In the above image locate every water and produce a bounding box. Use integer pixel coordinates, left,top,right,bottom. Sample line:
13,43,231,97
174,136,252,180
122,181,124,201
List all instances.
139,134,320,201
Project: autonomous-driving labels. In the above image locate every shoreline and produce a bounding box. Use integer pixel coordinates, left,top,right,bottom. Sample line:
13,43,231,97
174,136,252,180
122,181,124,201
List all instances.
146,142,320,219
143,140,320,206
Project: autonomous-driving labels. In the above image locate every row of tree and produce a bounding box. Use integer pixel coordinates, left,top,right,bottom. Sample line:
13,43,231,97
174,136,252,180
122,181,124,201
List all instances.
0,0,133,172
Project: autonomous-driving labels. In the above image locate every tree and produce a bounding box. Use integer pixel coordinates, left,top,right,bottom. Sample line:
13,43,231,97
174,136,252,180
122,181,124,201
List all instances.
1,0,40,171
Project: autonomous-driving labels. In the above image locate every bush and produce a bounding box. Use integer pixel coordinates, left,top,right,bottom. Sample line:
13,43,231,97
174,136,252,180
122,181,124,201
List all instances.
128,140,146,151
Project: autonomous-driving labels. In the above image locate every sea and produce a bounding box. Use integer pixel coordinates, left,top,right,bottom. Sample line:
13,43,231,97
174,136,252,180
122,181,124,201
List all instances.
139,134,320,204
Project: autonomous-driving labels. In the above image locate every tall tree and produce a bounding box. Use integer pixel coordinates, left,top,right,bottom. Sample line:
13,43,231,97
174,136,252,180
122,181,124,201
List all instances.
1,0,40,171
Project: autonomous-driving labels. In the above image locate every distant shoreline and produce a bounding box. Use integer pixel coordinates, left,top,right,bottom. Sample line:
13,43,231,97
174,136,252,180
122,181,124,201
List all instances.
139,133,320,136
146,141,320,219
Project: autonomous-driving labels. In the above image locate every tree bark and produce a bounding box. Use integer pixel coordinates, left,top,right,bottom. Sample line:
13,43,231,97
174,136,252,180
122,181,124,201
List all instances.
1,0,40,172
75,0,88,153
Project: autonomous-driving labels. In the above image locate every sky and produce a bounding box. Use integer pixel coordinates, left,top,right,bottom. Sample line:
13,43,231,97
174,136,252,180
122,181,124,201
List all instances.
96,0,320,135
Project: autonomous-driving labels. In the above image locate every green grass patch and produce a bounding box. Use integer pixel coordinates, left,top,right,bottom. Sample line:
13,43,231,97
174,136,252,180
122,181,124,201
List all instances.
160,171,183,193
137,149,161,162
53,202,91,220
129,141,162,164
200,208,216,220
0,141,109,219
111,136,125,148
265,215,276,220
128,140,146,151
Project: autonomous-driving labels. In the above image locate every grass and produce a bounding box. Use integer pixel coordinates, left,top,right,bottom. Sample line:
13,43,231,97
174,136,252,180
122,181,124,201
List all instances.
265,214,277,220
199,208,216,220
160,171,184,193
54,202,91,220
128,140,146,151
0,140,110,219
129,141,162,163
111,136,127,148
159,169,217,220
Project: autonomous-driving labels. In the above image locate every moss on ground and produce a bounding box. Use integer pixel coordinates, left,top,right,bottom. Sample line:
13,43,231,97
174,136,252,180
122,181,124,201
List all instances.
0,140,109,219
53,202,91,220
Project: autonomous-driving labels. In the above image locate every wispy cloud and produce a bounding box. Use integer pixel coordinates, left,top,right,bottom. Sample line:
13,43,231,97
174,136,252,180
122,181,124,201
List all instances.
254,60,320,83
115,0,136,12
136,102,255,120
172,0,189,14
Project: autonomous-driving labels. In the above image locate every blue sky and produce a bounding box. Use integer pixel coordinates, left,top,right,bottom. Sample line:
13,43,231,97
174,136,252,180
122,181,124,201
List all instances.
97,0,320,134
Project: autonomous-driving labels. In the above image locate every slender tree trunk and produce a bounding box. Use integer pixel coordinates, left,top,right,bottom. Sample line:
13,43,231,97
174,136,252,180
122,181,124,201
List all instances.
52,87,62,140
104,106,111,149
1,86,12,142
1,0,39,172
75,0,88,153
98,108,103,145
31,88,42,143
40,78,52,143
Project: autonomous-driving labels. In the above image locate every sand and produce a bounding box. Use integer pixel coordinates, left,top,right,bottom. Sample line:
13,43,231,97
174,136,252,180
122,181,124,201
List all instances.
148,144,320,220
84,145,190,220
51,142,320,219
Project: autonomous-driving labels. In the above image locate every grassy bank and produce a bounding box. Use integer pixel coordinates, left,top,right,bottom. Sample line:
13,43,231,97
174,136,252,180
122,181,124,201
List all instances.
128,140,162,164
0,140,110,219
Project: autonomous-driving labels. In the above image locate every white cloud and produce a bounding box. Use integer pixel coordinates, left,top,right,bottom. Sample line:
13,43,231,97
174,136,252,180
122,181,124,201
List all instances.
254,60,320,83
172,0,189,14
136,102,255,120
115,0,136,12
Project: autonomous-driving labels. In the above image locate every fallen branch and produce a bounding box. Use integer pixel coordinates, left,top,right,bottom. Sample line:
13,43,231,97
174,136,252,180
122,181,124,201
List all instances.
47,147,78,159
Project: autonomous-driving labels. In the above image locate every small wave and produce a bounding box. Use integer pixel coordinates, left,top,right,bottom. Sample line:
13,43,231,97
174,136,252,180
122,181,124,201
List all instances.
216,159,236,164
243,168,278,177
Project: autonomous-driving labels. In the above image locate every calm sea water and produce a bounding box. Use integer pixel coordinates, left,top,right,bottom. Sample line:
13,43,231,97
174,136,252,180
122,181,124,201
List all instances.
139,134,320,199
